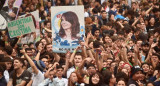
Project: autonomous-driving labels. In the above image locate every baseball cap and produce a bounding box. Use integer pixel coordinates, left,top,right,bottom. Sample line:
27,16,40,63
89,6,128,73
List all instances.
130,66,143,77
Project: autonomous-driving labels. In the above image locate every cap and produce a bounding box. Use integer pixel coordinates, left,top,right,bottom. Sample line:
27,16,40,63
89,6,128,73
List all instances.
131,66,143,77
33,60,46,72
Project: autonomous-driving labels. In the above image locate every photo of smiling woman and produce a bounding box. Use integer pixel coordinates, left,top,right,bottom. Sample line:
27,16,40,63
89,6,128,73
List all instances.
54,11,83,46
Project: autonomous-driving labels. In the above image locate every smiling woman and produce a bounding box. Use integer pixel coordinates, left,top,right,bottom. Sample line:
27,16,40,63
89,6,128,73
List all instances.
54,11,83,46
87,72,103,86
59,11,80,40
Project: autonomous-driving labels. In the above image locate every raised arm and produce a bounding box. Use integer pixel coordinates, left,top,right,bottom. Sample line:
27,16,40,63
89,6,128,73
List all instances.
69,46,79,63
133,44,140,66
145,6,153,15
34,46,42,61
80,41,88,59
44,62,59,78
21,49,39,74
95,49,103,71
145,43,158,63
44,27,52,33
53,53,61,62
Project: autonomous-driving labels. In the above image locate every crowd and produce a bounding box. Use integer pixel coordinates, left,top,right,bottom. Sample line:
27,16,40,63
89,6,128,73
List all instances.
0,0,160,86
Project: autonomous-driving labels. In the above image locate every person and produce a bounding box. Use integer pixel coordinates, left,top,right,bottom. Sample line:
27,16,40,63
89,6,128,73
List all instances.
20,48,45,86
54,11,82,46
7,58,31,86
127,66,144,86
0,63,7,86
87,72,104,86
117,78,126,86
68,72,83,86
38,69,56,86
2,0,18,18
53,65,68,86
2,57,12,83
149,64,160,86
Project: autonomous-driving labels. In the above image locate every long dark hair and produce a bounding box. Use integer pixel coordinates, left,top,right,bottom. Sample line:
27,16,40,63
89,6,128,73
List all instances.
59,11,80,39
89,72,104,86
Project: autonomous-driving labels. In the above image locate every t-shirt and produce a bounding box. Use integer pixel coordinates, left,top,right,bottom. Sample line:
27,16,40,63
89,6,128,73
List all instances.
0,76,7,86
10,70,31,85
53,77,68,86
67,66,75,78
31,70,44,86
127,78,138,86
4,70,9,82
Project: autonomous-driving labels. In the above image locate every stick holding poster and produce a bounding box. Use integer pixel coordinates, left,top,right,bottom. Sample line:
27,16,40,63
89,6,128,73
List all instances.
51,6,85,53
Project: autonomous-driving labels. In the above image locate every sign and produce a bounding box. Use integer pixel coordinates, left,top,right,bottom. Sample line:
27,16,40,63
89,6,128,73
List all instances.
8,16,36,38
19,10,40,44
51,6,85,53
2,0,22,19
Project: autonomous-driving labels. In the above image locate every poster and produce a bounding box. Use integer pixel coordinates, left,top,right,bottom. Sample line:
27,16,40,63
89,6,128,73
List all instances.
2,0,22,19
19,10,40,44
8,16,36,38
51,6,85,53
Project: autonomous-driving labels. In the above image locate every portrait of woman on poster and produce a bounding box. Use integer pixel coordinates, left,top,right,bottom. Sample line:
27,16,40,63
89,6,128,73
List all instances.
54,11,83,46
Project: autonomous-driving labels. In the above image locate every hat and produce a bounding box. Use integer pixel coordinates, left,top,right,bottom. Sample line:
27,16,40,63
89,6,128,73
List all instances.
131,66,143,77
33,60,46,72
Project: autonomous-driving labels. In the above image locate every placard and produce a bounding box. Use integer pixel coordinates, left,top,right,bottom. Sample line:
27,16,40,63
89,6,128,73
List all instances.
8,16,36,38
51,6,85,53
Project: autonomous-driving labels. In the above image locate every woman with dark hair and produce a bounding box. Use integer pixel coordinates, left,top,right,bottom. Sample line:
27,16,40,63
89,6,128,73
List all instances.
87,72,104,86
116,78,126,86
59,11,80,40
54,11,83,46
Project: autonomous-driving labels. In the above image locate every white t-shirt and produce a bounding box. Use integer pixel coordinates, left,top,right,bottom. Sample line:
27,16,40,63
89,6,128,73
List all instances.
53,77,68,86
67,66,75,78
31,70,44,86
4,70,9,82
67,66,86,78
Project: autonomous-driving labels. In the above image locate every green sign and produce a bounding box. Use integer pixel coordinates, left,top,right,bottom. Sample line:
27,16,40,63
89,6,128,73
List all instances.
8,16,36,38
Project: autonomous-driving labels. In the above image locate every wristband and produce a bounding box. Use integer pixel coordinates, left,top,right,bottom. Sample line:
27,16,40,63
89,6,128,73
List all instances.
73,50,76,53
76,67,78,70
5,41,8,44
103,68,106,70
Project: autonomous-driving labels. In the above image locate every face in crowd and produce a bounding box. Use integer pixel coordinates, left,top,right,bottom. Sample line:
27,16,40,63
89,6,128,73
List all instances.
74,55,83,67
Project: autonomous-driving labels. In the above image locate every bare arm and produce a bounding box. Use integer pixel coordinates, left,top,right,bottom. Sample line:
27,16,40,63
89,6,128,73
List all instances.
34,51,41,61
21,49,39,74
26,80,33,86
44,62,58,78
44,28,52,33
133,45,139,66
132,17,139,27
34,44,43,61
69,47,79,63
145,6,153,15
16,80,27,86
53,53,61,62
95,49,103,71
7,79,13,86
145,43,158,62
63,51,70,76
